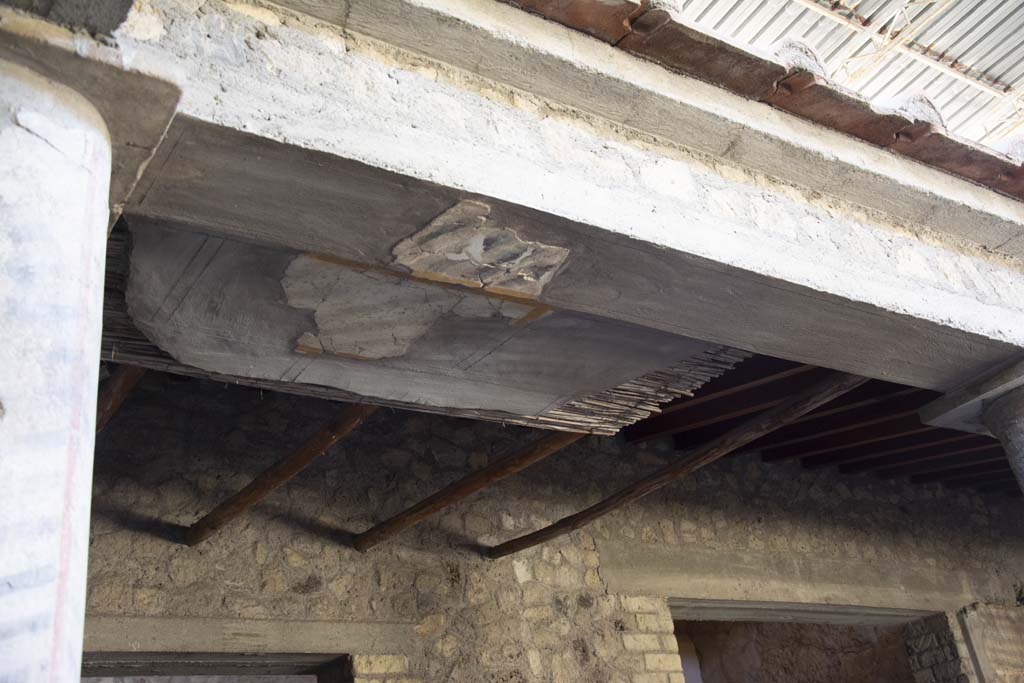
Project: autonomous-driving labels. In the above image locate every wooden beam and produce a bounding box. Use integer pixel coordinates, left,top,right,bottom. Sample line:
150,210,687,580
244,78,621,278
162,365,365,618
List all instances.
945,471,1016,489
905,456,1007,483
625,363,819,442
977,479,1022,494
96,364,146,433
748,391,934,450
911,461,1012,484
824,432,983,472
670,384,919,450
841,436,998,474
353,430,584,551
185,403,377,546
761,414,935,464
873,445,1006,479
487,372,867,559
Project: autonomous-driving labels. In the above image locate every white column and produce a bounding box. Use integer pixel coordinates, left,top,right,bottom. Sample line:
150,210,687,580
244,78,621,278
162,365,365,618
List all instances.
0,60,111,682
982,388,1024,495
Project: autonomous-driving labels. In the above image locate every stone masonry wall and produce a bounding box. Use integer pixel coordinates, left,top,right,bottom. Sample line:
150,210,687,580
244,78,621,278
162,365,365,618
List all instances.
86,374,1024,682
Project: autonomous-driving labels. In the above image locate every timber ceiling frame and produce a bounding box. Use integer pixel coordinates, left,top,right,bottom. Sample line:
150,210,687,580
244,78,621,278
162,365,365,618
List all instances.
624,355,1016,499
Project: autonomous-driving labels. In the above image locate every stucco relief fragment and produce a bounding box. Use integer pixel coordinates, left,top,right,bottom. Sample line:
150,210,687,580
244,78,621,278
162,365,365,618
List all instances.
392,200,570,298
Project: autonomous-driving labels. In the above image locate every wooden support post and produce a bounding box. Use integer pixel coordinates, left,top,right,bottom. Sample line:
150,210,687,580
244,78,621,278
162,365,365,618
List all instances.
96,364,146,433
487,372,867,559
185,403,377,546
353,430,584,552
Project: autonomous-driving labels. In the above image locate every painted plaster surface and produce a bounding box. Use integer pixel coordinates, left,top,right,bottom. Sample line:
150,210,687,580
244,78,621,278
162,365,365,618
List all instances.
106,0,1024,350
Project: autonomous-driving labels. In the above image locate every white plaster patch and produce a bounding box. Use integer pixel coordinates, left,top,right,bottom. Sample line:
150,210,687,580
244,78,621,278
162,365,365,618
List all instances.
392,200,570,297
115,0,166,42
282,255,530,359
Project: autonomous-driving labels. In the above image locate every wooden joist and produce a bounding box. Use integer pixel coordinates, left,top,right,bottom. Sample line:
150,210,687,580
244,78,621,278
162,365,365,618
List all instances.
185,403,377,546
624,361,818,442
487,372,868,559
96,364,146,433
825,432,983,472
762,415,937,464
745,390,934,450
910,461,1013,485
945,471,1017,489
873,445,1006,479
841,436,999,474
353,431,584,551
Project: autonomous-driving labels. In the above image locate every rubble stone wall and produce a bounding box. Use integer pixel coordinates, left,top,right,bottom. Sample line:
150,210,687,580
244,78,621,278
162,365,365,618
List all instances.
86,375,1024,682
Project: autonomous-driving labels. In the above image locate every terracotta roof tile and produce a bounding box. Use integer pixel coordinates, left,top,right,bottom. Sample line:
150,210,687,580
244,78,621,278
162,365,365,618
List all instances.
503,0,642,43
619,7,785,101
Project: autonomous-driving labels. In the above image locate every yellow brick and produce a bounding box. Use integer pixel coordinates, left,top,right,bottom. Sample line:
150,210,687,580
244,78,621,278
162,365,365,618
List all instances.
633,674,667,683
623,634,663,652
622,596,666,613
636,612,674,633
645,653,683,672
353,654,408,675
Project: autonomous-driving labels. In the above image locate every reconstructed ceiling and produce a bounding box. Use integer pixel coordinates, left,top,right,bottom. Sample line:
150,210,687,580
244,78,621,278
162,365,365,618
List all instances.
117,220,744,434
625,355,1019,498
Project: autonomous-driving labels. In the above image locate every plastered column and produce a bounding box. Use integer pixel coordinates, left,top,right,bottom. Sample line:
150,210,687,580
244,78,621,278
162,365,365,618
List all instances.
982,388,1024,495
0,60,111,681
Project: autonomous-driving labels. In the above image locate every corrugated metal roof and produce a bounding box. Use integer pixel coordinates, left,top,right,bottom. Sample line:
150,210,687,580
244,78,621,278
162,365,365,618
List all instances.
670,0,1024,148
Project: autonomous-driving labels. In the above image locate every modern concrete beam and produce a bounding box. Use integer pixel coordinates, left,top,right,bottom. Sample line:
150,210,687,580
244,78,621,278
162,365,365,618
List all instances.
0,8,179,222
921,356,1024,434
981,389,1024,494
127,117,1017,392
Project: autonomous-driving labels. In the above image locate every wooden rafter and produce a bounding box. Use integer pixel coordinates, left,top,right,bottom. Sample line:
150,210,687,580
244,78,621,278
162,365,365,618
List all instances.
487,372,868,559
843,437,999,474
96,364,146,433
911,461,1014,485
185,403,377,545
823,432,983,471
874,446,1007,479
353,431,584,551
670,383,923,451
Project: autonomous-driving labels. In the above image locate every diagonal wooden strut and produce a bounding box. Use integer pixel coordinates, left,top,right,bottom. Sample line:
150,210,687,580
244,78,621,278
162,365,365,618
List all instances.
487,372,868,559
353,430,584,552
185,403,377,546
96,364,146,433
